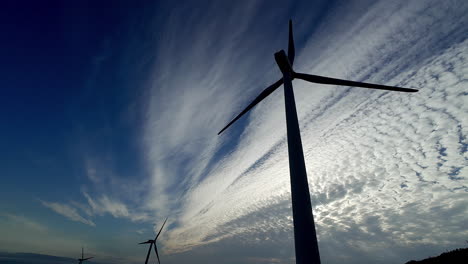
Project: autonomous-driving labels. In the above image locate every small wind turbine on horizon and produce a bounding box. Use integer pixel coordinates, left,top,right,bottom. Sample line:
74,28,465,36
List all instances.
218,20,418,264
77,247,93,264
139,218,168,264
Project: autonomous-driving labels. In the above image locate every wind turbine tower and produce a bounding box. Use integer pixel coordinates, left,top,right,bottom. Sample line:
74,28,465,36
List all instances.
218,20,417,264
77,247,93,264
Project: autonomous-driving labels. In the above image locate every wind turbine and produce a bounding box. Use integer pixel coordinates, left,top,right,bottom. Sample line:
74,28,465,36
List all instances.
218,20,418,264
139,218,168,264
77,247,93,264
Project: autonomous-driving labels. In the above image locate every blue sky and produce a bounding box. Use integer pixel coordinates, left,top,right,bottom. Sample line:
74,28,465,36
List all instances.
1,0,467,263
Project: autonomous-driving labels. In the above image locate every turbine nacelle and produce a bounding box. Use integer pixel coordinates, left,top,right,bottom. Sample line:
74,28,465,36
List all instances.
274,50,294,75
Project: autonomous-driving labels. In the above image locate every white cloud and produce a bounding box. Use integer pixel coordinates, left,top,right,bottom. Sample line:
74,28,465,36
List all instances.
40,200,96,227
1,214,48,233
40,191,152,227
83,191,150,222
140,1,281,217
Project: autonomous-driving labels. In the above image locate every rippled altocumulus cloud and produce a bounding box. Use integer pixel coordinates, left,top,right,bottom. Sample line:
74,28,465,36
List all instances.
158,2,467,264
164,37,467,264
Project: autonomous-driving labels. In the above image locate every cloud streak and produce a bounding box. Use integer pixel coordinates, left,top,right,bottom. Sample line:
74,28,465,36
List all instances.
40,200,96,227
40,190,151,227
2,214,48,233
83,191,150,222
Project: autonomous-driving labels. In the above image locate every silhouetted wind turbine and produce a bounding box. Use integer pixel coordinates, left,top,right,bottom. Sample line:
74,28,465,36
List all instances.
218,20,418,264
139,218,168,264
77,247,93,264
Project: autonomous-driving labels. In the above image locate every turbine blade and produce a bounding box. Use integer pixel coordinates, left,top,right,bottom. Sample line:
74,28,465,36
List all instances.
218,78,284,135
84,257,93,261
145,243,153,264
139,241,152,244
288,20,295,66
154,244,161,264
82,247,84,259
155,218,168,240
294,72,418,92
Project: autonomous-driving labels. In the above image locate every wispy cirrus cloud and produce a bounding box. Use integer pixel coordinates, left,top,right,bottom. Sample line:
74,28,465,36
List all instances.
40,200,96,227
1,213,48,233
83,191,150,222
40,190,151,227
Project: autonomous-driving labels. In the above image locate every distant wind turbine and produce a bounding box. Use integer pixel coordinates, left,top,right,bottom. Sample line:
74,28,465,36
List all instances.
139,218,168,264
218,20,418,264
77,247,93,264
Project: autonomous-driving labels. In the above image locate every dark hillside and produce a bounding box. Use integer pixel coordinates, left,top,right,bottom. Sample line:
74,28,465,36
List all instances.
0,252,107,264
405,247,468,264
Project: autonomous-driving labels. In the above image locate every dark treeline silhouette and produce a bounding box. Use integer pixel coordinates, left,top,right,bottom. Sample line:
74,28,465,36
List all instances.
405,247,468,264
